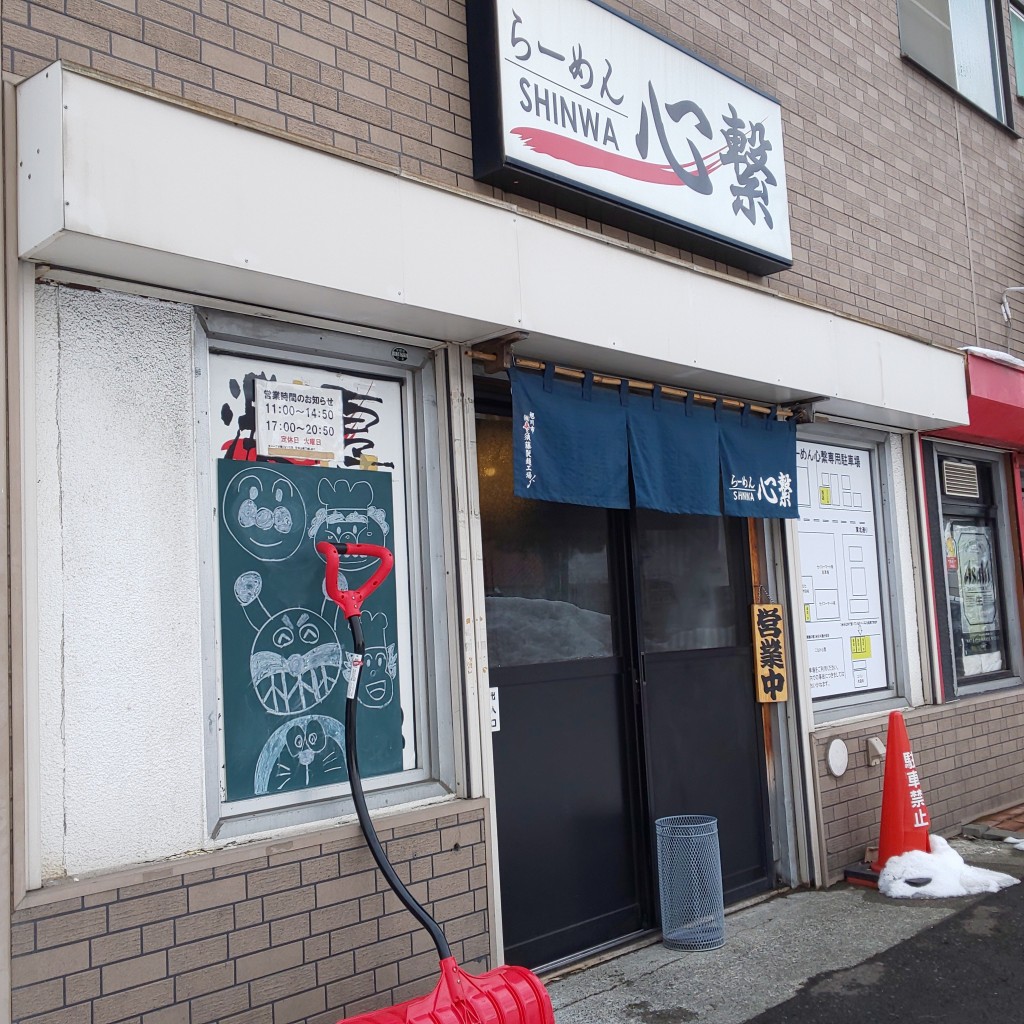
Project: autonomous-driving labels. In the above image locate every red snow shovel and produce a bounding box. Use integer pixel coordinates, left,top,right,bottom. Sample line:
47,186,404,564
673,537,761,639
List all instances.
318,542,555,1024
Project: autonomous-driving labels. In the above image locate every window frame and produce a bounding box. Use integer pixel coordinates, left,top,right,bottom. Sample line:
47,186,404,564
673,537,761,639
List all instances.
896,0,1013,127
795,423,914,723
924,440,1024,699
1010,2,1024,96
194,311,458,840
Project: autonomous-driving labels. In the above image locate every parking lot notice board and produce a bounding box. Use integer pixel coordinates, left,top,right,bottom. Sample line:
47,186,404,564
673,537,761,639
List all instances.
795,441,888,699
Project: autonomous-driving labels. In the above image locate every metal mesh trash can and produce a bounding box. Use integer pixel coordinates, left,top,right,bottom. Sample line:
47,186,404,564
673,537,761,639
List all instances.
656,815,725,951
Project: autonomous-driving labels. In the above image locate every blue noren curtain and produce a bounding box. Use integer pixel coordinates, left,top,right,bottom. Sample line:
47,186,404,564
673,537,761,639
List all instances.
510,364,631,508
509,365,798,518
627,387,720,515
718,405,799,518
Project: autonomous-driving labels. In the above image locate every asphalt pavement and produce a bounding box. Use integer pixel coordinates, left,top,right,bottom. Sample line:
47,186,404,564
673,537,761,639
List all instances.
545,836,1024,1024
746,877,1024,1022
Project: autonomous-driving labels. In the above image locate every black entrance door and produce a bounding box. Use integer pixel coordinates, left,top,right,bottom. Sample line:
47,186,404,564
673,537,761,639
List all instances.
476,404,773,970
636,509,773,903
476,414,647,969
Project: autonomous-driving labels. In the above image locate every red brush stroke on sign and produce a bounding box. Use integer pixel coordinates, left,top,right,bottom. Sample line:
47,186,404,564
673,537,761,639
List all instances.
512,127,727,185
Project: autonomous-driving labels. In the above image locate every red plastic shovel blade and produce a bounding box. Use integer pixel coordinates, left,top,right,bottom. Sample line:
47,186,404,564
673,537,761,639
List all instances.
337,958,555,1024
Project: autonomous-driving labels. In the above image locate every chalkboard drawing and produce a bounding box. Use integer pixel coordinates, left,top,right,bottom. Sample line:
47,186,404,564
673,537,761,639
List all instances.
234,571,343,715
309,477,390,576
342,610,398,709
223,466,307,561
320,575,349,621
253,714,346,793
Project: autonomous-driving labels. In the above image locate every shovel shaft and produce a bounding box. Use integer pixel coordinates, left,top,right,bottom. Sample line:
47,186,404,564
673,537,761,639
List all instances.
323,545,555,1024
345,617,452,962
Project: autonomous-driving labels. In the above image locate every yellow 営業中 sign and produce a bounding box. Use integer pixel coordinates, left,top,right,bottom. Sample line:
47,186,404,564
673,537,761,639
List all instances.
752,603,788,703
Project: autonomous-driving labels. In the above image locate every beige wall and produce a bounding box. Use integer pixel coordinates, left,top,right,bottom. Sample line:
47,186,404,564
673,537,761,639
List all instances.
6,0,1024,1018
5,0,1024,355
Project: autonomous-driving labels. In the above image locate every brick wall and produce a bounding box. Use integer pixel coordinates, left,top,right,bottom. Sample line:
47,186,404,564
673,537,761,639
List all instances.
6,0,1024,358
813,692,1024,882
10,804,491,1024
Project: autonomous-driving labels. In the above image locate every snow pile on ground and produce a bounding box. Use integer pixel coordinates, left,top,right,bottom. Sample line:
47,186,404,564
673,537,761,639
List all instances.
1004,836,1024,851
878,835,1020,899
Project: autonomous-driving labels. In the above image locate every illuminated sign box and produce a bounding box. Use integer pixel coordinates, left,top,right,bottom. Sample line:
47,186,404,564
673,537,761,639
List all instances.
467,0,793,276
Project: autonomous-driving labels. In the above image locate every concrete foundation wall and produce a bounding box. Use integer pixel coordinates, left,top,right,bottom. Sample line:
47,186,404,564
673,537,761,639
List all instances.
10,804,491,1024
814,691,1024,882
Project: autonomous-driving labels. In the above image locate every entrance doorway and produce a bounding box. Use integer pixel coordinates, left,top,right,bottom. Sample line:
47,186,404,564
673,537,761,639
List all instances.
476,399,773,969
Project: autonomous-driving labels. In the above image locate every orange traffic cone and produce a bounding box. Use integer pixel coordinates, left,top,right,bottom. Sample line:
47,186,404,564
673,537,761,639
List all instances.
871,711,931,872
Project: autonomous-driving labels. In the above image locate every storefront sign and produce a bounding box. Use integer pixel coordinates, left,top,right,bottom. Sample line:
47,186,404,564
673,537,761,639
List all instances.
509,364,798,516
752,603,789,703
795,441,889,700
467,0,792,275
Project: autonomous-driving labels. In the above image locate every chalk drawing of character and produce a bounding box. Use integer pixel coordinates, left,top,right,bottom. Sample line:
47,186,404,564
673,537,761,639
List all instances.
308,478,390,579
224,466,307,562
234,571,344,715
342,609,398,709
253,714,346,793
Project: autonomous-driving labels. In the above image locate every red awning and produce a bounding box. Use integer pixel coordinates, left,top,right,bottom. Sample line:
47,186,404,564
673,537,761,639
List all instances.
930,351,1024,450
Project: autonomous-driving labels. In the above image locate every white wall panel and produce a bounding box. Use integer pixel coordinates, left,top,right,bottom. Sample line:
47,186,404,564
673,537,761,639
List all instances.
33,285,206,878
18,63,968,431
34,285,63,880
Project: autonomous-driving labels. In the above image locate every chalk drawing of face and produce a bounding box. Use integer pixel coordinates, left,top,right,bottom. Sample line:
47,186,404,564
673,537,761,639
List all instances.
224,467,307,562
234,572,343,715
342,610,397,709
309,478,390,571
253,714,346,793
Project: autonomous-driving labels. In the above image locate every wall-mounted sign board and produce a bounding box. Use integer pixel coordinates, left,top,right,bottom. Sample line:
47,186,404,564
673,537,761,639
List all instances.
794,441,889,700
752,603,789,703
467,0,793,276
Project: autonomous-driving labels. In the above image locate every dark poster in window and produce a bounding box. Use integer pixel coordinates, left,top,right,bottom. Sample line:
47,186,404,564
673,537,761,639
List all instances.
944,519,1005,678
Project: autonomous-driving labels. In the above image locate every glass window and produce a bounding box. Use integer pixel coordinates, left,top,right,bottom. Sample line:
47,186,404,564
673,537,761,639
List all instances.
932,450,1020,692
636,510,742,652
198,315,454,838
897,0,1007,120
943,518,1006,677
476,414,616,668
1011,4,1024,95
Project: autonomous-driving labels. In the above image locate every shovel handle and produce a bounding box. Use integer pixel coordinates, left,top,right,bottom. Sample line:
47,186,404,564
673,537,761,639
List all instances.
317,542,394,617
321,541,454,963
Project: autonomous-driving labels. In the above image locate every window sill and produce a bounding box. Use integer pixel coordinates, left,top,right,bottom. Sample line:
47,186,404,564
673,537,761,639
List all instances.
17,794,486,911
952,675,1024,699
213,777,455,841
812,690,912,727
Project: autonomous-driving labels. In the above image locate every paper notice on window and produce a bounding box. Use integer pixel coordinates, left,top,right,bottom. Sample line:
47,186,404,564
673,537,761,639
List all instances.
255,381,339,460
795,441,889,700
